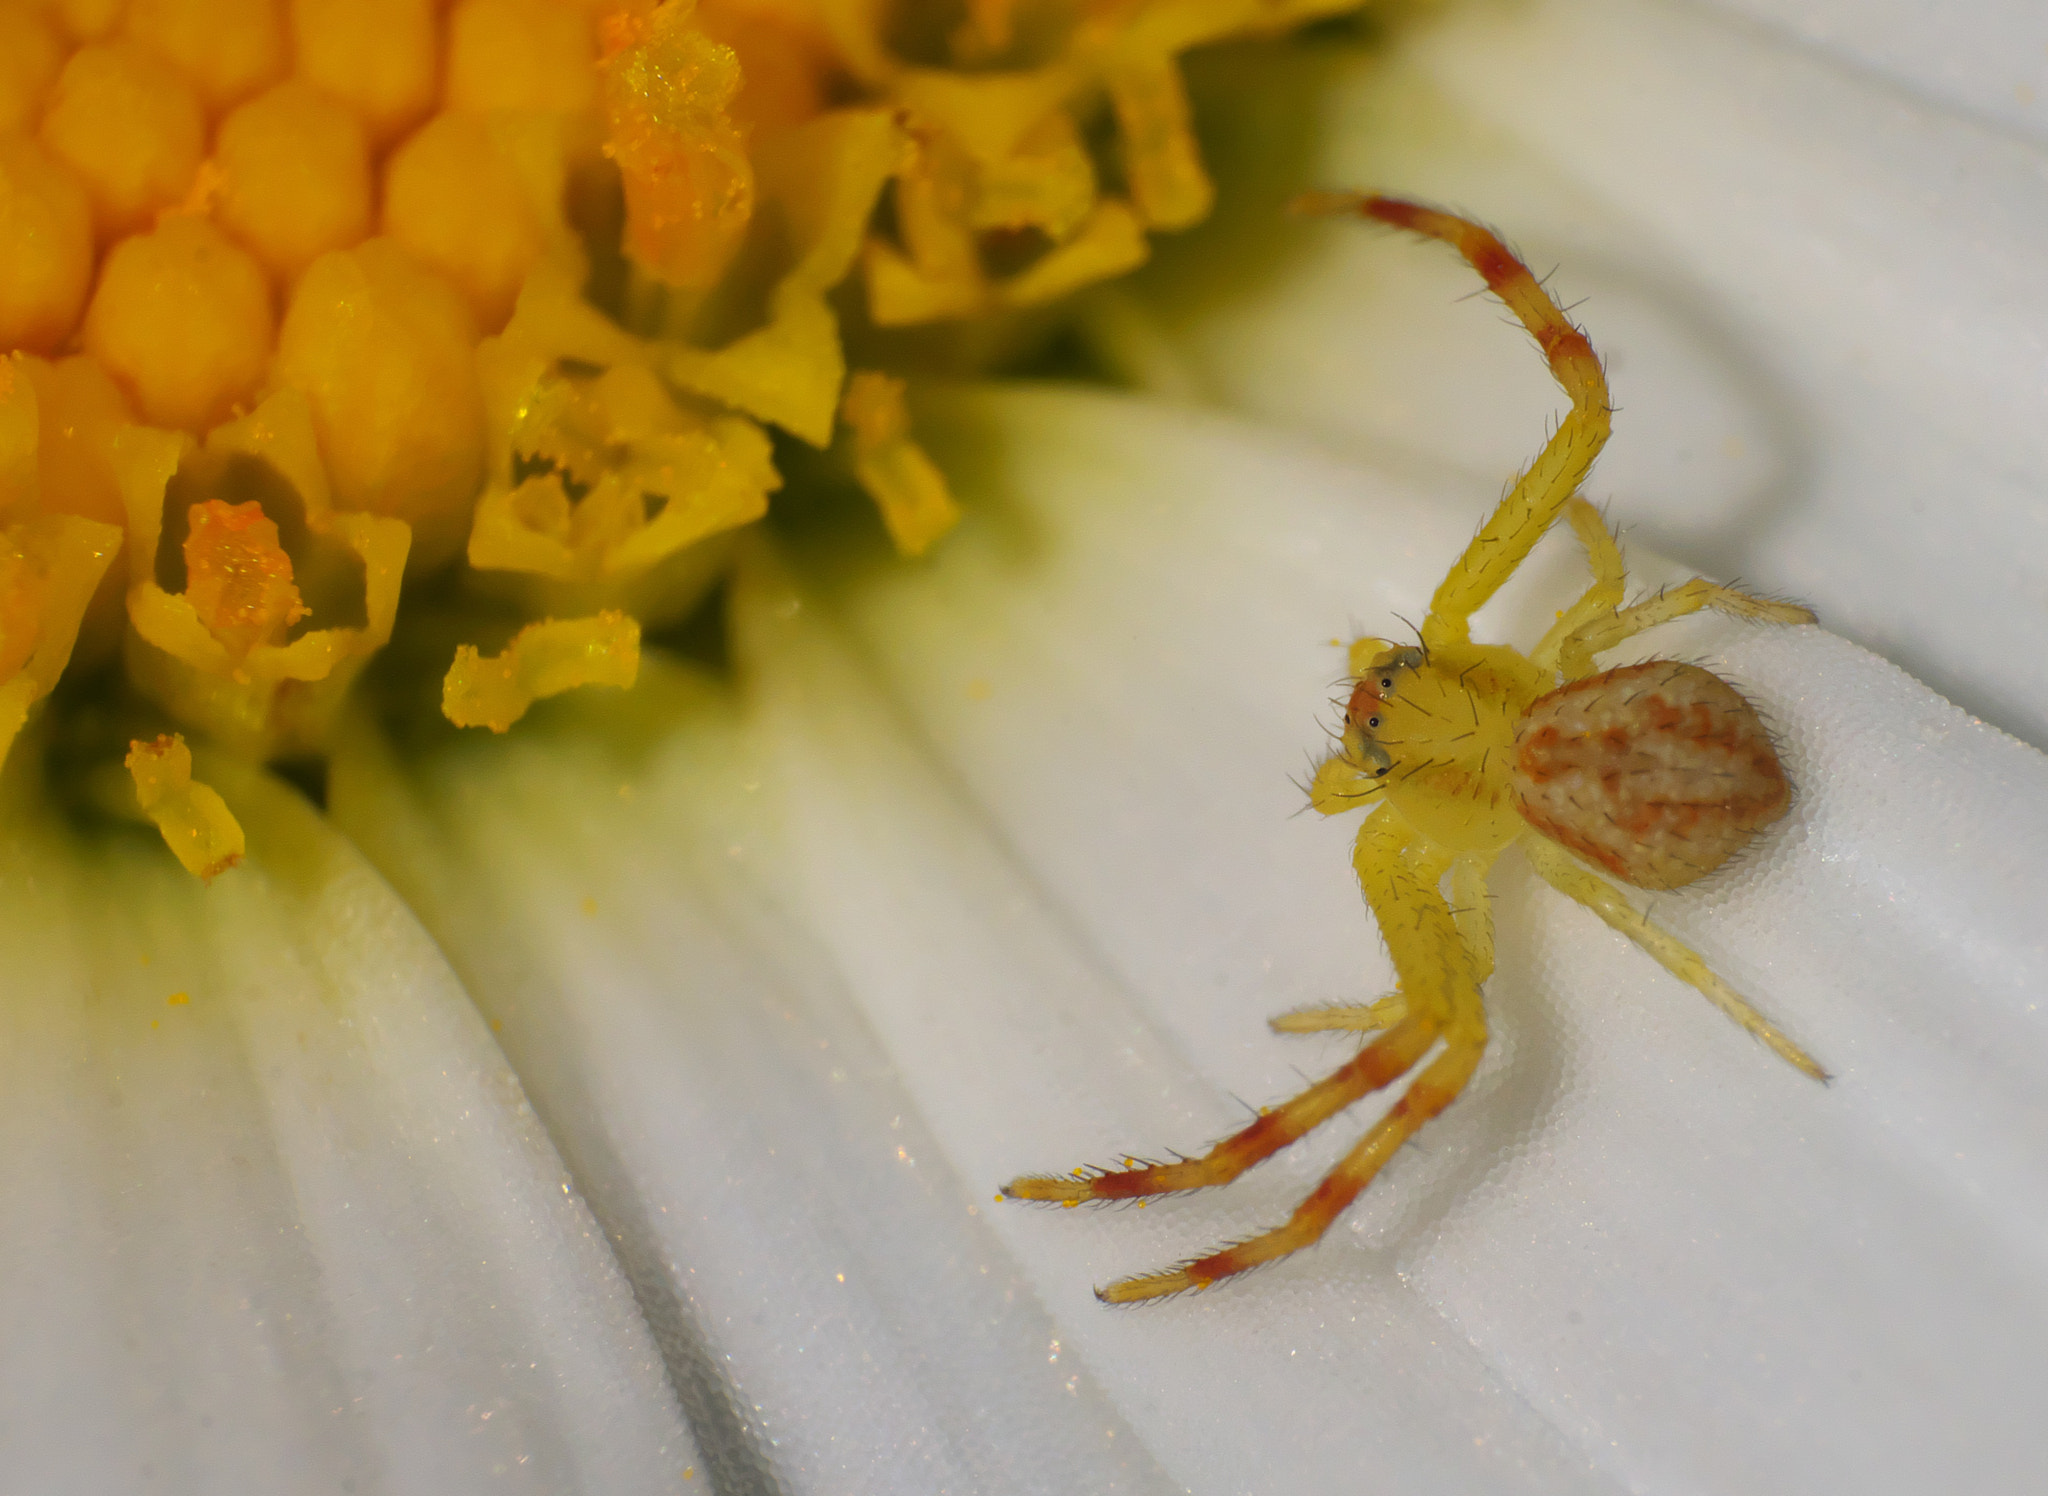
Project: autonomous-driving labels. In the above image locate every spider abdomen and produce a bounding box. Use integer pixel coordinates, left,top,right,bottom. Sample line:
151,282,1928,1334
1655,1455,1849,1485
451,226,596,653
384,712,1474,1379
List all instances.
1510,661,1789,891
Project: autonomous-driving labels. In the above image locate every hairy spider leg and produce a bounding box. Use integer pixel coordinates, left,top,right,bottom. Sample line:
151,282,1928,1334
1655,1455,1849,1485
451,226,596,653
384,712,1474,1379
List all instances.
1567,579,1817,665
1267,845,1502,1038
1002,1003,1440,1204
1531,497,1817,677
1270,993,1409,1035
1449,850,1498,982
1268,853,1484,1069
1014,196,1823,1306
1531,498,1627,674
1521,836,1827,1080
1293,192,1612,651
1096,816,1492,1302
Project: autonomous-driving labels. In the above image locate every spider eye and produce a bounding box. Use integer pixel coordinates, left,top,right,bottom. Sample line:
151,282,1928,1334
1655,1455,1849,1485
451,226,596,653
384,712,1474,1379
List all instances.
1366,715,1380,728
1379,677,1393,689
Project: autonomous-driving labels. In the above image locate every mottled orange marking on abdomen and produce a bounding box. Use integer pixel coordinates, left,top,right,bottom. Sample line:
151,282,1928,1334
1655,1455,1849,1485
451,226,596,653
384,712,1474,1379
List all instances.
1510,661,1790,890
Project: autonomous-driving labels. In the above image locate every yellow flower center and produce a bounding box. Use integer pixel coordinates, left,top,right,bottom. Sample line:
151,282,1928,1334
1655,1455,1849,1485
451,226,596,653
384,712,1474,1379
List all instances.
0,0,1368,875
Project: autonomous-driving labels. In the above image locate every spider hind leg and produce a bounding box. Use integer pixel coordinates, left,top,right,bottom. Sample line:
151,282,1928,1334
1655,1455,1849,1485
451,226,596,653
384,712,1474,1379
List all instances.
1522,835,1827,1080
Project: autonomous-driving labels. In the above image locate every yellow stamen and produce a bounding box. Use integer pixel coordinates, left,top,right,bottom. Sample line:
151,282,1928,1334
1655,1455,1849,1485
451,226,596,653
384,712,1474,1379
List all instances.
995,199,1149,309
0,537,39,671
658,107,905,445
840,372,959,557
467,351,778,585
125,732,245,881
966,112,1097,239
861,143,1149,325
863,130,985,326
0,0,1372,877
442,610,642,732
1108,57,1213,230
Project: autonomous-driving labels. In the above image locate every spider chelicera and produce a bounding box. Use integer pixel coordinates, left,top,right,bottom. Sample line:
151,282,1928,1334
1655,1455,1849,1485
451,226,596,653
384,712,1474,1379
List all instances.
1003,192,1824,1304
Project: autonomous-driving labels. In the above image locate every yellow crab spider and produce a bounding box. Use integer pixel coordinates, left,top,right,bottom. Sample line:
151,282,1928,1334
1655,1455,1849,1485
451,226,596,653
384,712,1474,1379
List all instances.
1003,192,1824,1304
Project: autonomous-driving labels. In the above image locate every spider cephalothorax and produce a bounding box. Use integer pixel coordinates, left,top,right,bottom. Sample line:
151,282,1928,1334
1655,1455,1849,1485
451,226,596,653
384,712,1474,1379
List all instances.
1003,192,1823,1303
1330,642,1793,891
1326,638,1548,851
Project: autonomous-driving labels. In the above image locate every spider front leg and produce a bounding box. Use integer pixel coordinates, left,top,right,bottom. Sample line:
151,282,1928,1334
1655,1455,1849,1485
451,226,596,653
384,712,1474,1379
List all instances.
1521,835,1827,1080
1004,816,1492,1303
999,981,1441,1206
1103,823,1491,1302
1270,993,1409,1035
1294,193,1612,652
1449,850,1499,985
1273,845,1498,1045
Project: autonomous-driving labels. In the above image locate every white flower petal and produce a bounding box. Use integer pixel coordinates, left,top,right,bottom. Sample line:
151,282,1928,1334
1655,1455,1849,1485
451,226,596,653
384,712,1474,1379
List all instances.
330,692,1178,1494
1107,0,2048,742
735,555,1614,1494
333,382,2048,1490
1691,0,2048,142
0,770,699,1490
280,6,2048,1484
779,386,2048,1492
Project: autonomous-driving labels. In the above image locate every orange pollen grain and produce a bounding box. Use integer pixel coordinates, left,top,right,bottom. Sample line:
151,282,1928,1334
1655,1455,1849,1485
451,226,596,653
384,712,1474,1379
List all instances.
597,7,651,59
182,498,307,658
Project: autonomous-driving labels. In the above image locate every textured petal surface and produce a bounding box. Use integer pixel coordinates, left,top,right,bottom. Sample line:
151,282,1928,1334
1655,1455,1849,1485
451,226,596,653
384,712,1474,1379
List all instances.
1693,0,2048,143
16,5,2041,1491
344,383,2048,1493
783,386,2048,1493
1101,0,2048,744
0,766,698,1492
331,680,1179,1496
